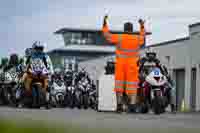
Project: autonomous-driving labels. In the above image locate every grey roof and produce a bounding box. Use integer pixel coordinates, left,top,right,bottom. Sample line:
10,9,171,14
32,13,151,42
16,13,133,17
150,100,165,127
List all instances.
48,37,189,54
146,37,189,48
54,27,152,35
189,22,200,28
48,44,116,53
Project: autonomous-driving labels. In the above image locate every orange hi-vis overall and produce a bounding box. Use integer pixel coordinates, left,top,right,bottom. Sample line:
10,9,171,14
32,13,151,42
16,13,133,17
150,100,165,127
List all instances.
102,23,146,95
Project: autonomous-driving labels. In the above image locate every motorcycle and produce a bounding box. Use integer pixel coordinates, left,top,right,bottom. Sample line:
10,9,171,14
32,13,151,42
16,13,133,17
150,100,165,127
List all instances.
63,71,73,87
0,67,19,105
88,84,97,110
77,77,90,109
20,58,51,109
50,78,67,107
0,69,5,105
65,85,77,108
140,64,169,114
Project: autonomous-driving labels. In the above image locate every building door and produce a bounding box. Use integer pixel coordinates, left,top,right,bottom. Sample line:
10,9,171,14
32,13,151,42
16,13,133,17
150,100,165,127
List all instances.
175,69,185,111
190,68,196,111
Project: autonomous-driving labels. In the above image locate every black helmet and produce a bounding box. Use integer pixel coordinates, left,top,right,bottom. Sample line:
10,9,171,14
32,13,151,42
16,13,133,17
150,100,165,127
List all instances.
25,48,32,57
124,22,133,33
32,41,44,51
146,50,157,59
9,53,19,65
1,57,8,66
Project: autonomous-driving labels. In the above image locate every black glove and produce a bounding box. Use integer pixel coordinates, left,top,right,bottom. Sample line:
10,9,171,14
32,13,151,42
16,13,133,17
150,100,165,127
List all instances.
138,19,145,24
138,19,145,28
103,15,108,26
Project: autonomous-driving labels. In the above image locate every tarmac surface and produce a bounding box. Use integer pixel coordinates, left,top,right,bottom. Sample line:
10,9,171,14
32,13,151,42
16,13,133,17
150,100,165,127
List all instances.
0,107,200,132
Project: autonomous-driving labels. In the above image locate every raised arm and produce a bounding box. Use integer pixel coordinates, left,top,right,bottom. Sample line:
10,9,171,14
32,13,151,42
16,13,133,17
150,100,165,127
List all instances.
102,15,119,44
138,19,146,48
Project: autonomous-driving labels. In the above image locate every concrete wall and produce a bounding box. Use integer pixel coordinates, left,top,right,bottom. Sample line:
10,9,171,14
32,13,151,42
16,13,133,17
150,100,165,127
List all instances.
140,40,189,69
79,55,114,81
189,26,200,65
189,25,200,111
138,24,200,111
140,39,191,111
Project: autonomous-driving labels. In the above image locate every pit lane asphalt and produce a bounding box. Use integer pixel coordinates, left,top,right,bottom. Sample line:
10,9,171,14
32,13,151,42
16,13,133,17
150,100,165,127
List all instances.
0,107,200,132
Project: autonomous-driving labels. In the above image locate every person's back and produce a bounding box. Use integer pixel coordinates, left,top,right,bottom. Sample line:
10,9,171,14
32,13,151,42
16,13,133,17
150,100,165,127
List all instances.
4,54,19,72
28,51,53,74
102,15,146,113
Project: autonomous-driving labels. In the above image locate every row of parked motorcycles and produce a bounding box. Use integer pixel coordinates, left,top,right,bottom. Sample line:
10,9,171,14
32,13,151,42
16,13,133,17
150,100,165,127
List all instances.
0,64,97,110
0,51,176,114
50,69,97,110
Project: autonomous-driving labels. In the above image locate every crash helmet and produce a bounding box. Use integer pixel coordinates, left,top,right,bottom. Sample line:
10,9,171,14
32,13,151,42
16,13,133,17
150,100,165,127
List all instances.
54,68,62,75
64,68,69,73
32,41,44,52
1,57,8,65
78,68,85,78
81,68,86,73
9,53,19,65
25,48,32,57
145,48,157,59
124,22,133,33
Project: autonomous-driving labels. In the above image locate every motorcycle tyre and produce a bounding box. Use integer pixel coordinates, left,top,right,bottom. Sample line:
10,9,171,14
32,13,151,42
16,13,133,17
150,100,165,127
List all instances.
32,87,40,109
140,103,149,114
69,94,75,109
63,93,70,107
31,85,46,109
152,97,165,115
83,94,88,109
75,92,81,109
2,88,10,105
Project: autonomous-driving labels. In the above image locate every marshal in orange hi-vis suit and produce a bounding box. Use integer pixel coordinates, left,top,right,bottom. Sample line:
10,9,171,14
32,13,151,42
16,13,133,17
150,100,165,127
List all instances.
102,15,146,112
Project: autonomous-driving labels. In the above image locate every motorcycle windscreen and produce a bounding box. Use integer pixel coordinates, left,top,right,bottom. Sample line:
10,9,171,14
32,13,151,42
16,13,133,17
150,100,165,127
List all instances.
98,72,116,111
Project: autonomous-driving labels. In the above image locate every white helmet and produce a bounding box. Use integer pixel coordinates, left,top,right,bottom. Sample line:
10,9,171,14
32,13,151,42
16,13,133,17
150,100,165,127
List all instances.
54,68,61,74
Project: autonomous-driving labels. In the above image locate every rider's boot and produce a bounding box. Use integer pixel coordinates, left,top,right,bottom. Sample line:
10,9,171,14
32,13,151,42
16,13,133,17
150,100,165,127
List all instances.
170,104,176,113
45,81,51,109
127,94,138,113
116,92,123,113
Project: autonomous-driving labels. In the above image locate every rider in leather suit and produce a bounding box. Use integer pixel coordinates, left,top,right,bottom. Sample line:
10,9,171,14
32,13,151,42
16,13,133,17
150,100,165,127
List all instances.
3,54,20,72
22,41,54,95
138,50,176,112
64,69,73,87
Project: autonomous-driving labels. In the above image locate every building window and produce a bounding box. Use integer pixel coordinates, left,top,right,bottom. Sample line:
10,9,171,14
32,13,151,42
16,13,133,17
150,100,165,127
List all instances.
68,63,72,70
87,33,95,44
82,32,88,38
63,32,98,45
63,32,72,45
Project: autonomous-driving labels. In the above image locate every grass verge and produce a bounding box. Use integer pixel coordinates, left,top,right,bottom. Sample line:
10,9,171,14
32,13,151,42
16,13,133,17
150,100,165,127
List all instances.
0,118,200,133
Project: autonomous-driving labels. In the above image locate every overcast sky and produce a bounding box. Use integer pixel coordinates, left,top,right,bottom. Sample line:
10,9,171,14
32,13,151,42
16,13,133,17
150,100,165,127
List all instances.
0,0,200,57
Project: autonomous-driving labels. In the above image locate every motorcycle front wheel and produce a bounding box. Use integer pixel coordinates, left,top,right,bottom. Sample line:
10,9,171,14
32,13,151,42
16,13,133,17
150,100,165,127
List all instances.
2,88,10,105
152,96,165,115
